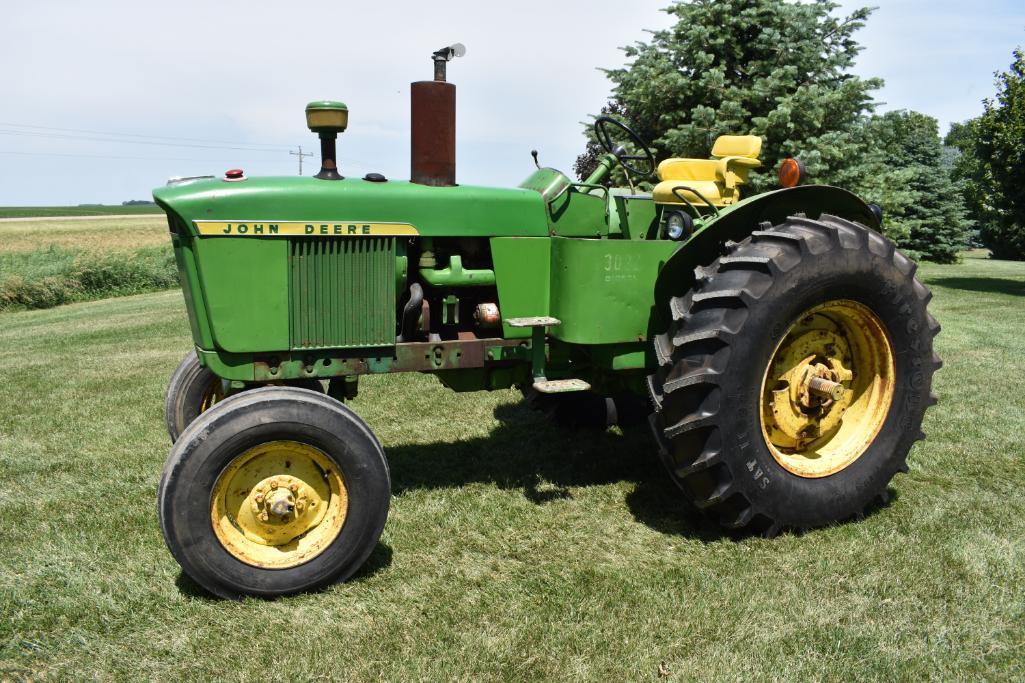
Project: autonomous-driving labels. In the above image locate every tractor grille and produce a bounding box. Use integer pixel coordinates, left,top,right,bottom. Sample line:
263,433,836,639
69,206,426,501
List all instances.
288,237,396,349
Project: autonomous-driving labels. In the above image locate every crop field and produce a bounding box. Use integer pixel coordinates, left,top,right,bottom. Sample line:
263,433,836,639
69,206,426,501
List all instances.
0,216,173,311
0,215,168,253
1,252,1023,680
0,205,163,219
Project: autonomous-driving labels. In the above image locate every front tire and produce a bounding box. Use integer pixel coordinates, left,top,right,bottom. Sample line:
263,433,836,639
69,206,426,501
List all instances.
158,386,391,599
164,350,323,443
648,214,941,535
164,351,224,443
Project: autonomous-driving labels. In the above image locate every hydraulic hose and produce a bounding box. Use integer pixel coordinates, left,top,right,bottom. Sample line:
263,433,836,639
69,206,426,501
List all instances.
398,282,424,343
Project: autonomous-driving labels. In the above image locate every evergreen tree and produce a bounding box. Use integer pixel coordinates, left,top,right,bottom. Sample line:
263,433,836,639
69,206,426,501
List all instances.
575,0,969,261
574,0,881,187
843,111,969,263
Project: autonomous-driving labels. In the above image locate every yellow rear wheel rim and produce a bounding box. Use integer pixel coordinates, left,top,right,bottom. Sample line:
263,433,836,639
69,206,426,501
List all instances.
210,441,348,568
759,300,895,478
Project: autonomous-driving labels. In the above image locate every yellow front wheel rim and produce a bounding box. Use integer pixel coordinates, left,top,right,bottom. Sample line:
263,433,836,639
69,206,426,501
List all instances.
199,376,224,412
210,441,348,568
760,300,895,478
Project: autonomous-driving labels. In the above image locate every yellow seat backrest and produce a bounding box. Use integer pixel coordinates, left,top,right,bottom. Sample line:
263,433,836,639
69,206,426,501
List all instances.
710,135,762,159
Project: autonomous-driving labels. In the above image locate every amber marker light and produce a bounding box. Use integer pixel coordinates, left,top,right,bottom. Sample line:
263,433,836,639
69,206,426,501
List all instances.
779,157,806,188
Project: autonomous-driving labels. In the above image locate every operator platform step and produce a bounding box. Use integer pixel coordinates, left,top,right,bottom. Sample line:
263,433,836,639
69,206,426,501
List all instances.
507,316,562,328
532,378,591,394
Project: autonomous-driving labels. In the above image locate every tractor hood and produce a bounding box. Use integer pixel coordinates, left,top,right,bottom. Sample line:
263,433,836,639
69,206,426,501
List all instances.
153,175,550,238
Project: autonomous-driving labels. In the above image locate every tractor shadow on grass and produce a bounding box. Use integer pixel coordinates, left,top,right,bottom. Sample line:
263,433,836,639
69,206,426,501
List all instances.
384,401,727,543
928,276,1025,297
385,400,896,542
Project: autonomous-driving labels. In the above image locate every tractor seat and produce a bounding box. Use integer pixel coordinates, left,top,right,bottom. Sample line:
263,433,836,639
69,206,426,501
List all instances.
653,135,762,207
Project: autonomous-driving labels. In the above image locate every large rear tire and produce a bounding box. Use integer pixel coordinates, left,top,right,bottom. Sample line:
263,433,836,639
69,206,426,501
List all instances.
158,386,390,599
648,215,941,535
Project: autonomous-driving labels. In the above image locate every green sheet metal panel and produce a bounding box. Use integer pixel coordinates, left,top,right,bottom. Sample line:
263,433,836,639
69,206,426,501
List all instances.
194,238,289,352
490,237,552,340
169,230,214,351
153,176,550,238
549,237,677,345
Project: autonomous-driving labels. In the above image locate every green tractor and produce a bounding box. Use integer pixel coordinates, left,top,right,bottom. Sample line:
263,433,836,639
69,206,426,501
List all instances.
154,46,939,598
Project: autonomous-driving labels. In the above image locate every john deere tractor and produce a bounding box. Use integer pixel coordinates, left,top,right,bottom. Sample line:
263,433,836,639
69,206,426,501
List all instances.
154,46,939,599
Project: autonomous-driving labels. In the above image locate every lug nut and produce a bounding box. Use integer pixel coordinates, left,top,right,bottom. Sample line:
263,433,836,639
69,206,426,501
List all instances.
289,483,299,494
269,480,278,490
259,512,269,522
254,493,264,504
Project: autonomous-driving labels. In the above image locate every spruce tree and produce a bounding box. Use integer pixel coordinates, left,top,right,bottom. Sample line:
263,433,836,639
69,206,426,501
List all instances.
576,0,970,261
574,0,881,186
844,111,969,263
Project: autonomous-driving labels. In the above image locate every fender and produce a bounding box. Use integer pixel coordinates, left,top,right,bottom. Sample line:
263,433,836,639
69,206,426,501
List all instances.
651,184,881,333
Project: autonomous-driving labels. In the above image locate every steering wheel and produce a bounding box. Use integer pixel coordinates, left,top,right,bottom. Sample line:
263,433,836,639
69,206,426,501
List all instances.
594,115,656,177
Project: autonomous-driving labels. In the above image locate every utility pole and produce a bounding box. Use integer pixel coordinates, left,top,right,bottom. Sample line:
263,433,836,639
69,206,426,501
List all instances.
289,145,313,175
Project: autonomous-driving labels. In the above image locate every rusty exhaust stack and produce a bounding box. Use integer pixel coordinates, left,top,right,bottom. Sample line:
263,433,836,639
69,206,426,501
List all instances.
411,43,464,186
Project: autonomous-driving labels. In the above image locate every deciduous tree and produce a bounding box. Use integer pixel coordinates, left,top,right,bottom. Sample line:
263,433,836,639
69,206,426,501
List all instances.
947,49,1025,260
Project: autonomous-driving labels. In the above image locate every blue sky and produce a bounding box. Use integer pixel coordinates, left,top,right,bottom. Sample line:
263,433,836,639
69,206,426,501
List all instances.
0,0,1022,205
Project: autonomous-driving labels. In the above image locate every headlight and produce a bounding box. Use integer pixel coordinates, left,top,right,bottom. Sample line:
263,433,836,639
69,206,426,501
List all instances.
664,210,693,241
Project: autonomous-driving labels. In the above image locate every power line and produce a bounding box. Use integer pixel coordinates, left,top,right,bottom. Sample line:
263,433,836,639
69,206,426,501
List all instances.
0,149,284,163
0,128,286,153
0,121,291,149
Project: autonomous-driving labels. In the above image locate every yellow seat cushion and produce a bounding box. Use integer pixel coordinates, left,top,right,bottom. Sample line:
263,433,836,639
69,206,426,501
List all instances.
655,135,762,207
657,158,720,181
653,179,724,205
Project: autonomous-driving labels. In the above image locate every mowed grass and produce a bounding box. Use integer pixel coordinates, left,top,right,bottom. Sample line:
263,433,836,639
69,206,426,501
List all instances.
0,216,174,311
0,205,162,218
1,253,1023,680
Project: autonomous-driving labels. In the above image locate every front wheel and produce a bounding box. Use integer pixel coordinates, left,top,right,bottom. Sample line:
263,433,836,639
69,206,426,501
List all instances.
164,350,323,443
648,214,941,535
158,386,391,599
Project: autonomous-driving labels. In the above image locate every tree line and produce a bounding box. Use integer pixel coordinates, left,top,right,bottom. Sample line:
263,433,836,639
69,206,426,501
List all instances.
575,0,1025,262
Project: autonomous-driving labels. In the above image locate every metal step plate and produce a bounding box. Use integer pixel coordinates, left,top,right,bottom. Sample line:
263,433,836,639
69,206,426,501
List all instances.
532,378,591,394
507,316,562,328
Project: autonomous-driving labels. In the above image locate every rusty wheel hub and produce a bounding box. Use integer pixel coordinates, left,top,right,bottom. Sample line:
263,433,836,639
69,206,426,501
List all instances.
760,300,895,478
210,441,348,569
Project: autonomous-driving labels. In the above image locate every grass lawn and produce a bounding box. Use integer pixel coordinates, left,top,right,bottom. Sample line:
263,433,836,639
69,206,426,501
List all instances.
0,252,1023,680
0,205,163,218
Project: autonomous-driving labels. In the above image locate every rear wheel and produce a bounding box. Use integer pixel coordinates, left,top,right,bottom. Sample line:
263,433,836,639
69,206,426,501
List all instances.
158,386,390,599
648,214,941,535
164,351,323,443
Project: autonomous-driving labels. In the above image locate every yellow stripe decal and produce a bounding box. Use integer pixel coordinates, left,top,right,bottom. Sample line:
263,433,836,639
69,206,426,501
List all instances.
194,221,419,237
